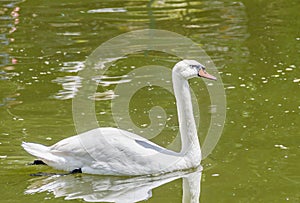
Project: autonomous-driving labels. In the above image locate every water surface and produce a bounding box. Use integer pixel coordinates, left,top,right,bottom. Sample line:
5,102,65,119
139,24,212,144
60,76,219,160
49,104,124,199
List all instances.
0,0,299,202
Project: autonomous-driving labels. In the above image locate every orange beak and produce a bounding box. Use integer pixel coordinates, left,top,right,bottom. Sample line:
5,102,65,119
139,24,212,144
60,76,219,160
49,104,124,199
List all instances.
198,68,217,81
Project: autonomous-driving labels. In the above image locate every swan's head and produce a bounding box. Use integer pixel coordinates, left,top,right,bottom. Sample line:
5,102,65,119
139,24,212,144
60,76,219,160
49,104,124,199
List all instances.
174,60,217,81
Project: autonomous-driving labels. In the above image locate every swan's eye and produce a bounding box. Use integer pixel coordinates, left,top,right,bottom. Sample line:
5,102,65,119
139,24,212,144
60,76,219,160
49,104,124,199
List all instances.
190,64,205,71
190,65,199,69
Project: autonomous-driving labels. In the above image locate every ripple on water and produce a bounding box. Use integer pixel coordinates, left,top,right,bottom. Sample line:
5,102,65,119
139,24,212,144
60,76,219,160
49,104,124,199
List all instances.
87,8,127,13
52,73,132,100
93,75,132,87
52,76,82,100
89,90,118,101
60,61,84,73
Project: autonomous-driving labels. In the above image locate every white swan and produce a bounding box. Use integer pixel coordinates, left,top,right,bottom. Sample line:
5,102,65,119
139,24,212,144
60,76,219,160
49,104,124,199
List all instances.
22,60,216,176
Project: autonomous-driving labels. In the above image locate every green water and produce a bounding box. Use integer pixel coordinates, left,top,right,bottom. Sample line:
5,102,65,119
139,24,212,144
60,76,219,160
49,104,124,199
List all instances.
0,0,299,202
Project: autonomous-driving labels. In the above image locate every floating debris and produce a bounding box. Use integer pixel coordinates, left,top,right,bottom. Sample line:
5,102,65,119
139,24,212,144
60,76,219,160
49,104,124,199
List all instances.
226,86,235,89
274,144,288,150
293,78,300,83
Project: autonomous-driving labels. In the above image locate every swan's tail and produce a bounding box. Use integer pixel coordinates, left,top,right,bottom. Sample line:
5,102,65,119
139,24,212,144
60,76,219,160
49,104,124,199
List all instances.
21,142,62,164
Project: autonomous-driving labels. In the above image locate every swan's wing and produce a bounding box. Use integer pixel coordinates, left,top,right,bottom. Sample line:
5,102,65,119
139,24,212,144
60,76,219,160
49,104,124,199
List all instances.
98,127,178,156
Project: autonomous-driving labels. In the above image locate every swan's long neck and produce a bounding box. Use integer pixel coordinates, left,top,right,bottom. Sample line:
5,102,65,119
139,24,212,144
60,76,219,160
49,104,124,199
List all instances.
172,69,201,161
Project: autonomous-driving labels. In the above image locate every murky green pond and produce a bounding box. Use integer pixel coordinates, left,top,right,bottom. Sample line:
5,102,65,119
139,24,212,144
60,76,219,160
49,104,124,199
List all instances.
0,0,299,202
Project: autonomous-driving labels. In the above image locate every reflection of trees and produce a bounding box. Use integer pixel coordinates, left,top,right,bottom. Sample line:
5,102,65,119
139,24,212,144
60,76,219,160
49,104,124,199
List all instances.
0,1,22,109
132,0,249,64
49,0,249,100
0,80,21,108
0,3,20,66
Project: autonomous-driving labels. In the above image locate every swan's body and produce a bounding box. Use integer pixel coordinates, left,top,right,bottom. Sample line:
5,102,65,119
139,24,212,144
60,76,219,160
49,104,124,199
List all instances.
22,60,216,176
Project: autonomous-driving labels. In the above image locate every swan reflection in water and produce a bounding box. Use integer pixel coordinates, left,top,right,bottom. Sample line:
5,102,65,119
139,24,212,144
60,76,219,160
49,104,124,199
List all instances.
25,167,202,203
